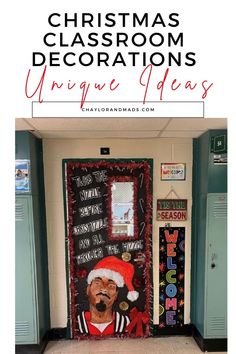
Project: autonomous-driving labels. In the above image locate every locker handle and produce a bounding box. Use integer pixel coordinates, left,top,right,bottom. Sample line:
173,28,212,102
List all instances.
211,263,216,269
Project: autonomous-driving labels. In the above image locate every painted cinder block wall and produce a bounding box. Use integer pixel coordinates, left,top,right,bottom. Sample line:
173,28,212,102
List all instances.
42,137,193,327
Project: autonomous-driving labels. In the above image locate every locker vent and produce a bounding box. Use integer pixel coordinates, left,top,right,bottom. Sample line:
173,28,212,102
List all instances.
213,200,227,218
15,321,30,336
209,317,226,332
15,203,24,221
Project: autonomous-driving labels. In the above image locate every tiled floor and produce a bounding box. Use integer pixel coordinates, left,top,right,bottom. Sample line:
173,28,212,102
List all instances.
44,336,227,354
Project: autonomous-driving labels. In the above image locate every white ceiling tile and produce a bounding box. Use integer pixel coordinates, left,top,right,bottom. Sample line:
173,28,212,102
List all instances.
39,130,161,139
160,131,204,138
165,118,227,131
15,118,34,130
23,118,170,131
15,117,227,139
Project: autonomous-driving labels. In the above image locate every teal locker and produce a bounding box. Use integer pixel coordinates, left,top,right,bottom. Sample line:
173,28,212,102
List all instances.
191,130,227,351
15,196,38,343
15,132,50,350
205,193,227,338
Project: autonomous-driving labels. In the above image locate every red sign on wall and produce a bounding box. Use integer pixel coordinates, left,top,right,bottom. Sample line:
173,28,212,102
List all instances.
157,199,187,221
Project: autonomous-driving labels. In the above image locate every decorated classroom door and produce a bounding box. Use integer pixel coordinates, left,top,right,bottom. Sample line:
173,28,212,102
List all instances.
63,159,153,339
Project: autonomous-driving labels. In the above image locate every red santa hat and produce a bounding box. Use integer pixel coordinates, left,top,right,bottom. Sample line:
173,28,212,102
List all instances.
87,256,139,302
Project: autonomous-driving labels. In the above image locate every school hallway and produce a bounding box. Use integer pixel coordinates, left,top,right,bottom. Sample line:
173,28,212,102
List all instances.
15,121,228,354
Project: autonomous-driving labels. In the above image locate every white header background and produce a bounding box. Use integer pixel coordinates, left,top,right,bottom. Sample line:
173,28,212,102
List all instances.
0,0,234,352
1,0,234,118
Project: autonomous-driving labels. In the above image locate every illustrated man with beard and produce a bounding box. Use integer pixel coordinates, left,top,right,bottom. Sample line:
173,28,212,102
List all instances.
77,256,139,336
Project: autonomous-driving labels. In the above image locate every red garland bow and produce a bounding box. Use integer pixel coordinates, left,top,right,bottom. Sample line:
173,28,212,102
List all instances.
126,307,149,337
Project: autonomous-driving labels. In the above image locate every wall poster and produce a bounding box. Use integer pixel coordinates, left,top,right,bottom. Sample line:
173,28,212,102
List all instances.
161,163,186,181
63,159,153,339
15,159,31,193
159,227,185,328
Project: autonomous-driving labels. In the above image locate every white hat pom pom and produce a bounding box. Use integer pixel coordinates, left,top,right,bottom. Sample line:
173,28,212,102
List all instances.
127,290,139,302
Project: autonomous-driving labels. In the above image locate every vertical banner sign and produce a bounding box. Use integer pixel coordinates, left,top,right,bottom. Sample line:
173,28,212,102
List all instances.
64,159,153,339
159,227,185,328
